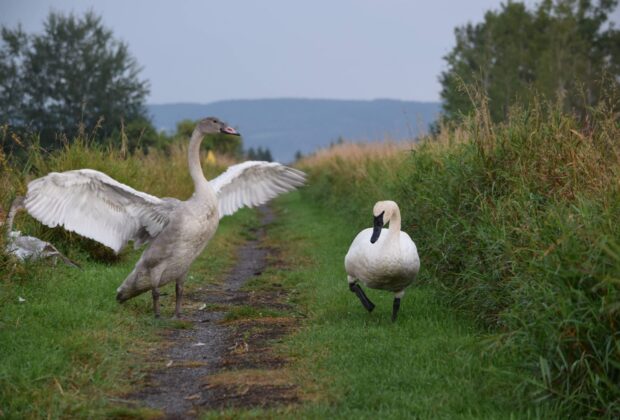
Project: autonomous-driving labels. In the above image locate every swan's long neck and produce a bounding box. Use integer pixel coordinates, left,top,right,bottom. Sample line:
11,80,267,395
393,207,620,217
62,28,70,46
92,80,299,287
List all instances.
188,129,209,193
387,206,401,241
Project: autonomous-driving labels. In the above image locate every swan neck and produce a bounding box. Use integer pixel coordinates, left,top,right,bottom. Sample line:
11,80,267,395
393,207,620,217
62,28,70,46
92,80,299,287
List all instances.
188,129,208,190
388,207,401,238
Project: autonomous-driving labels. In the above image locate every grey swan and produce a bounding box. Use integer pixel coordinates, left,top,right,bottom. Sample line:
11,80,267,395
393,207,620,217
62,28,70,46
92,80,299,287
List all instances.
24,117,306,317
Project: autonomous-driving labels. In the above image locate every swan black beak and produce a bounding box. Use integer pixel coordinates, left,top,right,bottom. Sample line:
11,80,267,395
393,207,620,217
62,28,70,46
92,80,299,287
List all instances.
370,211,384,244
220,126,240,136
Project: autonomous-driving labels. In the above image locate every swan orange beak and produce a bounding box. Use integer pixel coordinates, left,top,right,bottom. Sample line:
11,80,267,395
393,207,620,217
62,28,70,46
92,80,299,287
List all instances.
220,126,240,136
370,211,384,244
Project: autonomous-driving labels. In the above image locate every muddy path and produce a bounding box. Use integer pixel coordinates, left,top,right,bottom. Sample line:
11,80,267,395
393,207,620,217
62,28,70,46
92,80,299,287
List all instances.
124,207,299,418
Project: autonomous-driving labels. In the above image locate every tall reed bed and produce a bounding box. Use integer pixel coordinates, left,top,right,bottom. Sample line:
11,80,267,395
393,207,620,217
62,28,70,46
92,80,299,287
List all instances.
299,100,620,417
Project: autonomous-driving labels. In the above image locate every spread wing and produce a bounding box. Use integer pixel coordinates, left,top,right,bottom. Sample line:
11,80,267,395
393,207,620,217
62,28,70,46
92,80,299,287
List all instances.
210,161,306,219
25,169,180,253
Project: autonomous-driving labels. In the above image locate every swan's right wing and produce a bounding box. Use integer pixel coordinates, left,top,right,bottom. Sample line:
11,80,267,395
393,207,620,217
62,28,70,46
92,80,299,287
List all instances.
210,161,306,219
25,169,180,253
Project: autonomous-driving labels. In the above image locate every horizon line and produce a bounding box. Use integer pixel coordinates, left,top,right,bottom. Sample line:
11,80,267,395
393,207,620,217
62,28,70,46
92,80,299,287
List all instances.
147,97,443,106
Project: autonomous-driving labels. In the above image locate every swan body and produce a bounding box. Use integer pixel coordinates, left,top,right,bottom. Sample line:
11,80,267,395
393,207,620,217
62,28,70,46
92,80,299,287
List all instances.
345,228,418,292
116,190,219,307
2,197,79,267
344,200,419,321
23,117,306,317
6,230,79,267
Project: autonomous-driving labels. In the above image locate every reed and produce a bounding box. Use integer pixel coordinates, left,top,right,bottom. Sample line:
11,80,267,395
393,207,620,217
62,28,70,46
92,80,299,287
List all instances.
299,97,620,417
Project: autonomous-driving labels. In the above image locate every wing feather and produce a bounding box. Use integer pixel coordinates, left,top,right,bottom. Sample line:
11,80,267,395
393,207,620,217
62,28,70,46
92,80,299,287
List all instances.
25,169,180,252
210,161,306,219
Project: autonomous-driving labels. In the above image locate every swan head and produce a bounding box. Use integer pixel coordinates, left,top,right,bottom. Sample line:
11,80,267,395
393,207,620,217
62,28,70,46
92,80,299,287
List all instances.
370,200,399,244
196,117,240,136
116,284,143,303
116,286,130,303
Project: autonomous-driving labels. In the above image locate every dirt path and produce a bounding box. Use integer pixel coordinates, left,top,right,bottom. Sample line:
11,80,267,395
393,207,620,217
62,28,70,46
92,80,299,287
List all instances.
124,207,298,418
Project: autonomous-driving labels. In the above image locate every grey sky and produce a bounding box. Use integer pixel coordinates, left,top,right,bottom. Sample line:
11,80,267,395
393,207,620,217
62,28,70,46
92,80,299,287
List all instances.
1,0,619,104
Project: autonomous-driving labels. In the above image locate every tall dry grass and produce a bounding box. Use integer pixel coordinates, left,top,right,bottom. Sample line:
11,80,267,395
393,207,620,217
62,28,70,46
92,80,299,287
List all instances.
300,98,620,417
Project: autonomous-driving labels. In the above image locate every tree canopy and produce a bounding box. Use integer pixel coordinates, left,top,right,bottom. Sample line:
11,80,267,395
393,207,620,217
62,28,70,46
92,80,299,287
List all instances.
440,0,620,122
246,146,273,162
0,11,149,147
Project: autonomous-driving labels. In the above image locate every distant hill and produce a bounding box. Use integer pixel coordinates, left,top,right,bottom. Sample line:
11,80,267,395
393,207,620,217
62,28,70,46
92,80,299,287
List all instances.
147,99,441,163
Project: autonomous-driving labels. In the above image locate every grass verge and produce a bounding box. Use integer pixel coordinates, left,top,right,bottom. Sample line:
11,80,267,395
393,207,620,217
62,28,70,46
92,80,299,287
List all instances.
203,191,556,418
0,208,255,418
297,98,620,416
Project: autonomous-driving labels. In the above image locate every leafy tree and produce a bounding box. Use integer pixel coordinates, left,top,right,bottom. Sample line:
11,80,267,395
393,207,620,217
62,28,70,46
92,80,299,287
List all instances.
245,146,273,161
0,11,149,147
440,0,620,122
260,146,273,162
175,119,196,139
115,117,166,153
252,146,273,161
294,150,304,161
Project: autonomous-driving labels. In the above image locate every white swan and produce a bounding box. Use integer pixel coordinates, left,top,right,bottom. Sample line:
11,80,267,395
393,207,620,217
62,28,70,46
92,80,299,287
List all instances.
24,117,306,317
344,200,420,321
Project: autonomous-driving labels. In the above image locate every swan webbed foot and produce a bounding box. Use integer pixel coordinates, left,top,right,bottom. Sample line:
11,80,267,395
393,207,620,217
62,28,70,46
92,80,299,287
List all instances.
349,283,375,312
391,297,401,322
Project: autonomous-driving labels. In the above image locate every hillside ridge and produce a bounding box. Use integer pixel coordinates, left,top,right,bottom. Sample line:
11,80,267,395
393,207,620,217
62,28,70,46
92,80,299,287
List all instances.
148,98,441,162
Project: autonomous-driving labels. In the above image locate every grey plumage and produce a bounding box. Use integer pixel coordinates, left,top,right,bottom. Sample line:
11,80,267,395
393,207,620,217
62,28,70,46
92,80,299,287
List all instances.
3,196,80,268
23,117,306,317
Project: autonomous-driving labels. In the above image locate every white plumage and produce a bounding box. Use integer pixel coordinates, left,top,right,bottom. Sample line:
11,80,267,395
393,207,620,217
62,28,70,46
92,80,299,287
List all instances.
211,161,306,219
25,162,305,253
23,117,306,317
25,169,177,253
344,200,420,321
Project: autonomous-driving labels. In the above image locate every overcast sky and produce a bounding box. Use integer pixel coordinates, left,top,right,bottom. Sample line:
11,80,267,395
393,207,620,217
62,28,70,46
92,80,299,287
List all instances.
1,0,619,104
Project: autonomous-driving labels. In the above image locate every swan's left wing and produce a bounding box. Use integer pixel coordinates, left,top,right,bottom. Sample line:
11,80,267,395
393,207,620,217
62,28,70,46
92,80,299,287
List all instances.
25,169,180,252
210,161,306,219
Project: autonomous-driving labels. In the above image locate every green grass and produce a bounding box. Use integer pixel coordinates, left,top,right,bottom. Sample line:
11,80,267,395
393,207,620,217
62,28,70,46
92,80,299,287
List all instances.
0,208,256,419
206,191,552,419
290,191,553,417
223,305,287,322
297,99,620,417
3,97,618,417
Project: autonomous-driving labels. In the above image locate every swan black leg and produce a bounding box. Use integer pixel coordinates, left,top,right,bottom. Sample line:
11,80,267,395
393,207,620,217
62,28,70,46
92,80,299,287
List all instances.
152,288,161,318
174,281,184,319
391,297,401,322
349,283,375,312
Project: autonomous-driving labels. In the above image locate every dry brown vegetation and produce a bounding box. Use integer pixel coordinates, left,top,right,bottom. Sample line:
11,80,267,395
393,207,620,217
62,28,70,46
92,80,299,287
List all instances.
299,98,620,416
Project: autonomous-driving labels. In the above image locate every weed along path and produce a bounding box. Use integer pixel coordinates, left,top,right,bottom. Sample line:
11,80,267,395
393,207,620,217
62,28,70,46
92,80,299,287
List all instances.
123,206,300,418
